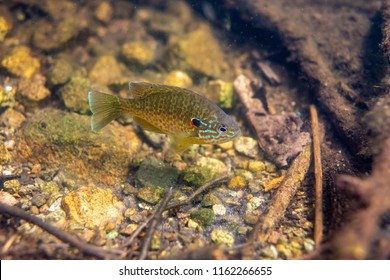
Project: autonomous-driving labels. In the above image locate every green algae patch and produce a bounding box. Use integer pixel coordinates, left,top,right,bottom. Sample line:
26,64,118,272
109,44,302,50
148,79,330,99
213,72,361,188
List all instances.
190,208,215,227
17,108,141,185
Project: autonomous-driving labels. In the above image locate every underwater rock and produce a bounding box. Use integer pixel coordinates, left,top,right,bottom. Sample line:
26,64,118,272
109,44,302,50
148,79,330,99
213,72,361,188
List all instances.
95,2,113,24
212,204,226,216
0,191,18,206
163,70,193,88
59,76,91,114
3,179,20,194
61,186,125,230
247,160,266,173
183,157,226,187
206,80,233,109
0,108,26,131
170,24,228,78
137,185,165,204
121,41,156,67
201,193,222,207
135,156,179,189
0,85,16,108
31,194,46,207
32,19,80,51
190,208,215,227
210,228,235,247
45,210,66,229
228,175,246,190
234,136,260,158
1,46,40,78
0,142,10,164
88,55,125,85
18,74,50,102
48,58,73,86
14,108,141,185
246,196,265,213
0,17,9,42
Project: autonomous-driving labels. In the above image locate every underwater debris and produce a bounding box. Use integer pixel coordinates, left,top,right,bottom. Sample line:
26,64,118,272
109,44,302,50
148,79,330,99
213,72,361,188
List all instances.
242,143,311,258
234,74,310,167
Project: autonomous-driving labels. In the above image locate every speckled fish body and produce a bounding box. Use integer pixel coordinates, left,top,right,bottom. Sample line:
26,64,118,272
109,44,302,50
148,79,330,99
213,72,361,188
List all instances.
88,82,241,152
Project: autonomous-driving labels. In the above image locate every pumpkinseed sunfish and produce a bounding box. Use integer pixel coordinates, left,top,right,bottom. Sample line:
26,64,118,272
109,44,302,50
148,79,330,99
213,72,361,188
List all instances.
88,82,241,152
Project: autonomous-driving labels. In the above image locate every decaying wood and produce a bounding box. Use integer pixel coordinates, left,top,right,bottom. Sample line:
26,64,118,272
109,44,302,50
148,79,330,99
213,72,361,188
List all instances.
332,138,390,259
0,202,123,259
242,144,312,258
234,74,310,167
231,0,377,158
310,105,323,246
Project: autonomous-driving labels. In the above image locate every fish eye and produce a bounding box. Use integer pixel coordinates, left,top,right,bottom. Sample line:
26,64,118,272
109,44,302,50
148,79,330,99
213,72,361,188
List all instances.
219,124,227,134
191,118,201,127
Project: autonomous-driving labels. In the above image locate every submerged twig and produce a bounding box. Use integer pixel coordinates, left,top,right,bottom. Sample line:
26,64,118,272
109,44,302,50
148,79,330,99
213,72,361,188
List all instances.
310,105,323,246
242,144,312,258
166,175,229,210
0,202,123,259
139,187,174,260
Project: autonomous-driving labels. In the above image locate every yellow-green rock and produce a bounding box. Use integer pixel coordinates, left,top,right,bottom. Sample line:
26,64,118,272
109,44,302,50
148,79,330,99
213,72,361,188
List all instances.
0,108,25,131
0,84,16,108
171,25,228,78
137,185,165,204
32,19,80,51
3,179,20,194
61,186,125,230
206,80,233,109
0,141,11,165
163,70,193,88
121,41,156,67
18,108,142,185
228,175,246,190
95,2,113,23
89,55,124,85
234,136,260,159
59,76,91,114
18,74,50,102
190,208,214,227
210,228,234,247
1,46,40,78
0,17,9,42
184,157,227,186
48,58,73,86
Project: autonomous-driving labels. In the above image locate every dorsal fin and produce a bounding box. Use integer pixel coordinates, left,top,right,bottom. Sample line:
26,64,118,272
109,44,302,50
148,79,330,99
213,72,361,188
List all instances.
128,81,195,99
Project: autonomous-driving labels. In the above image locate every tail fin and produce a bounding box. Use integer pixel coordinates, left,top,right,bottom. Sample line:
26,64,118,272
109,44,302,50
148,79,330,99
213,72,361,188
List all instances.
88,90,123,131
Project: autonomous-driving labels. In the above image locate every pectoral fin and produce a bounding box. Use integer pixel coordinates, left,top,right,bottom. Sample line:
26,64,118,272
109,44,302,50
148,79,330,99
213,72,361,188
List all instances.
169,136,194,153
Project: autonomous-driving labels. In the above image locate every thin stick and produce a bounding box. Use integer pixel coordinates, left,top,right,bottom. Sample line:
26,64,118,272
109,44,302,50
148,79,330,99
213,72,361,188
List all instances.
310,105,323,246
166,175,229,210
139,187,174,260
120,215,154,251
0,202,123,259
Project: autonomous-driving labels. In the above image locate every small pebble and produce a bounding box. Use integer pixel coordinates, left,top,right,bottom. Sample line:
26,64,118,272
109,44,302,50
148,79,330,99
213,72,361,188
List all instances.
234,137,260,158
212,204,226,216
210,228,234,247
